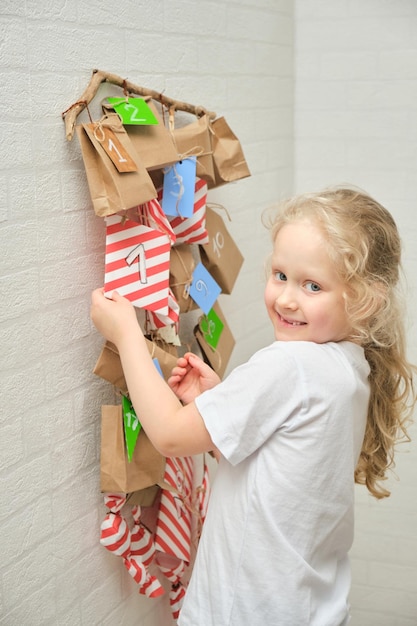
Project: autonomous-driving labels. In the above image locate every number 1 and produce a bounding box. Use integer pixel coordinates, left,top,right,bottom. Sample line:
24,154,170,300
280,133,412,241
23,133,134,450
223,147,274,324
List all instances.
126,243,147,284
107,137,127,164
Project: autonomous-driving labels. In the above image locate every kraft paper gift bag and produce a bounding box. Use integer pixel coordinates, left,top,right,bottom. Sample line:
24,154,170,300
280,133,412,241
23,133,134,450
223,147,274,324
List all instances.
199,206,244,294
100,404,166,493
76,114,157,217
169,244,199,313
171,113,215,186
94,338,178,388
145,334,179,379
194,301,235,379
123,100,179,171
209,116,251,188
93,340,129,395
127,484,161,507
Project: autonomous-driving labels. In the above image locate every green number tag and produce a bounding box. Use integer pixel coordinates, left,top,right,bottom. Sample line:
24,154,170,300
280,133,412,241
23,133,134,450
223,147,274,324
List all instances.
107,97,159,125
200,307,224,349
122,395,142,462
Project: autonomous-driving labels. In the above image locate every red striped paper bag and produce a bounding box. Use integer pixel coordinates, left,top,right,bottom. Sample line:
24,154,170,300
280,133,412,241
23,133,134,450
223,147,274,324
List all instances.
104,214,171,315
154,456,194,563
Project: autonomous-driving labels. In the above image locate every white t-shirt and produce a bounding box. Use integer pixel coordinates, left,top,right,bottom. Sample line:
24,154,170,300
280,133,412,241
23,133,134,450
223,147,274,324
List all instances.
178,341,370,626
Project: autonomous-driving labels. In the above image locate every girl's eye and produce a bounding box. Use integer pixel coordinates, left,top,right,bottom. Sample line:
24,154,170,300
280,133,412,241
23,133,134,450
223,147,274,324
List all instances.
274,271,287,282
305,281,321,292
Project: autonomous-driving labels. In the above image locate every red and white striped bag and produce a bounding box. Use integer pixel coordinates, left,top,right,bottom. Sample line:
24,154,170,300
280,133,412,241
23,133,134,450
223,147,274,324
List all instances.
100,495,164,598
122,197,176,246
146,289,180,331
154,457,194,620
154,457,194,563
100,494,131,558
125,505,164,598
104,214,171,315
158,178,209,245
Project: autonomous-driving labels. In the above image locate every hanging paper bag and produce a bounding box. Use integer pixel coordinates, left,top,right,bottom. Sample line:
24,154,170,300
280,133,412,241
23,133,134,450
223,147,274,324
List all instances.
169,244,199,313
127,484,161,507
146,289,180,331
119,197,176,246
93,338,178,388
153,456,194,620
154,455,194,564
104,214,171,315
172,114,215,186
100,405,166,493
199,206,244,294
122,99,179,171
76,113,157,217
157,178,209,245
194,301,235,378
146,336,179,380
209,116,251,188
93,340,129,395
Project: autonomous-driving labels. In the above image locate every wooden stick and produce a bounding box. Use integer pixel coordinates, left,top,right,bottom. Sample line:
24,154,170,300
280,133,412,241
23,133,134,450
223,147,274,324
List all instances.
62,68,216,141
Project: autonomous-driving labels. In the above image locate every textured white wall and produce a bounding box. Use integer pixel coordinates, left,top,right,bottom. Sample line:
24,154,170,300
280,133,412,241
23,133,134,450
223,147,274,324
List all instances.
0,1,293,624
295,2,417,625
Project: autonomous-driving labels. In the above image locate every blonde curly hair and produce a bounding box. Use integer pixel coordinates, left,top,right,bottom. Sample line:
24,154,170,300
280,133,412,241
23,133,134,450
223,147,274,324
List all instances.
267,186,416,498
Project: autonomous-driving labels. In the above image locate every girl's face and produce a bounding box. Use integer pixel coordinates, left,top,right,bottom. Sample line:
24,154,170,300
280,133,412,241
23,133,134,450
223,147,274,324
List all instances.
264,219,352,344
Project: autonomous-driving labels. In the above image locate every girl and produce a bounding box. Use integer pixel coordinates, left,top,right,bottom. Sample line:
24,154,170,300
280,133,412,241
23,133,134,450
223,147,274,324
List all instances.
91,186,415,625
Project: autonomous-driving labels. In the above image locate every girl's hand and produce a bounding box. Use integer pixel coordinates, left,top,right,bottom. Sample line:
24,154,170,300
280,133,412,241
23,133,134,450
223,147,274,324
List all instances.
90,288,139,347
168,352,221,404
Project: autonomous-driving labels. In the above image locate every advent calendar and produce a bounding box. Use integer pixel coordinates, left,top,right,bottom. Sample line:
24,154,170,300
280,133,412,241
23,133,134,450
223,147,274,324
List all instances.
63,69,250,620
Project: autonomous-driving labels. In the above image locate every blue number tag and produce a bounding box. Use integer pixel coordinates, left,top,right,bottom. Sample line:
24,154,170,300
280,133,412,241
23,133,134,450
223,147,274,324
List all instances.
189,263,221,314
153,357,164,377
162,157,197,217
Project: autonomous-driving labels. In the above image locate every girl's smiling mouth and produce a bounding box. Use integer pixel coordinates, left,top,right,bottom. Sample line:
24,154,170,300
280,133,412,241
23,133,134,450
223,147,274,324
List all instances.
277,313,306,327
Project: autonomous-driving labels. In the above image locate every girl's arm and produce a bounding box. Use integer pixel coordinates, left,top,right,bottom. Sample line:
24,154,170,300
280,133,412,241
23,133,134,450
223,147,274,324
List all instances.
91,288,215,458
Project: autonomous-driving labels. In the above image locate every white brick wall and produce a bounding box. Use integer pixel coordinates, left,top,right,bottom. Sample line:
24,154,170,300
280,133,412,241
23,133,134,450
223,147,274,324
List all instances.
4,1,416,624
295,2,417,624
0,1,293,624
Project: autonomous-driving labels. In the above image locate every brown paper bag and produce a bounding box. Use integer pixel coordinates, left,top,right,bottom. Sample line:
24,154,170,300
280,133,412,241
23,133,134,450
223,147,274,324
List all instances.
199,206,244,294
76,113,157,217
93,340,129,394
124,100,179,171
169,245,199,313
172,114,215,185
100,405,166,493
93,338,178,388
209,116,251,188
127,484,161,507
194,302,235,378
145,335,179,380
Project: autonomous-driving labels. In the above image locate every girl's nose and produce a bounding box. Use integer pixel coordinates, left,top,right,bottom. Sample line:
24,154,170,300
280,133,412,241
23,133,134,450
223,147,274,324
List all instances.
276,284,298,310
